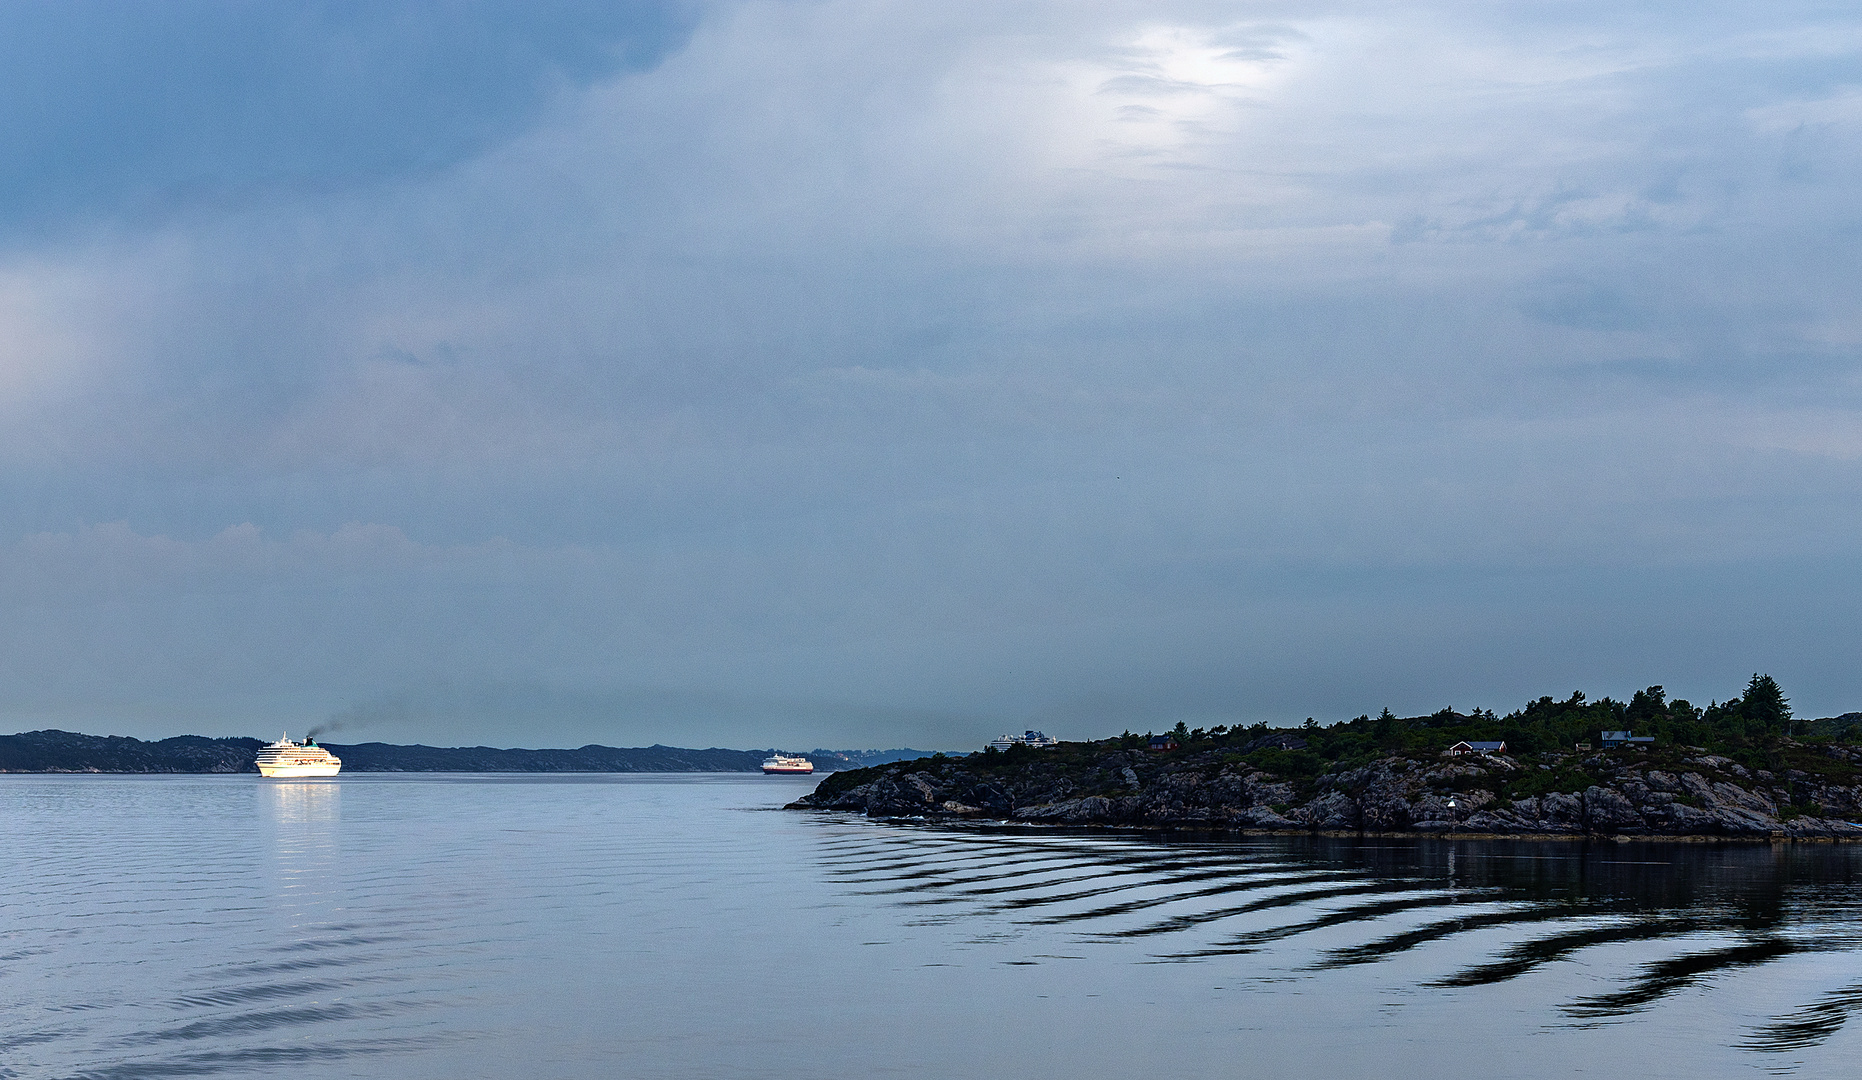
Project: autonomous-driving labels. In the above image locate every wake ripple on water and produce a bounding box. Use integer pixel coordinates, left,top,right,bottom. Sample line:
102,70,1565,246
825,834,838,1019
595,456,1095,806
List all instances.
1747,983,1862,1052
0,779,501,1079
8,775,1862,1077
809,819,1862,1056
3,890,467,1077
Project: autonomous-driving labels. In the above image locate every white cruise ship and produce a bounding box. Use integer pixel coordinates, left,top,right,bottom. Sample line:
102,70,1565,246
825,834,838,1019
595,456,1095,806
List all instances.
255,734,342,777
762,754,814,774
989,730,1060,751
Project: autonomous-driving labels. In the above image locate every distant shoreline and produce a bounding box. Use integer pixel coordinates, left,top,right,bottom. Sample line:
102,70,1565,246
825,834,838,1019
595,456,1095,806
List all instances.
0,729,942,775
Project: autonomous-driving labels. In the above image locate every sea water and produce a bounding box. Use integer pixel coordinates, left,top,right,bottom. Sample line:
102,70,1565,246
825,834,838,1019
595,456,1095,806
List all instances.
2,773,1860,1078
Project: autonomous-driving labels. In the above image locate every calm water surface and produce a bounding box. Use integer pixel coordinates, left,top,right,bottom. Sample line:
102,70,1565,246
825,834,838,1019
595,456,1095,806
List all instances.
4,774,1862,1078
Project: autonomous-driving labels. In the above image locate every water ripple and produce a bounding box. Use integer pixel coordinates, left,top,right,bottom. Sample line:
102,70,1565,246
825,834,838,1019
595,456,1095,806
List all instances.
1747,983,1862,1052
812,819,1862,1055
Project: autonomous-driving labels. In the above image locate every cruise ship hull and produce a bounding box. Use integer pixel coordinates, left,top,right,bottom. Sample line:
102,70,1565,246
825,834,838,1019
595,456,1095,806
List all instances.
255,734,343,777
257,762,342,778
762,764,814,774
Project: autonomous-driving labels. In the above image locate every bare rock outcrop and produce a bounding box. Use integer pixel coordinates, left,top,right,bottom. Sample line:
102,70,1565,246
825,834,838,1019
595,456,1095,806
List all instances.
791,742,1862,840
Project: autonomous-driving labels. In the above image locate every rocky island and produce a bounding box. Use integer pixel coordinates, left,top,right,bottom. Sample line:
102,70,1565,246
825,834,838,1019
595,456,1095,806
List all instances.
792,677,1862,840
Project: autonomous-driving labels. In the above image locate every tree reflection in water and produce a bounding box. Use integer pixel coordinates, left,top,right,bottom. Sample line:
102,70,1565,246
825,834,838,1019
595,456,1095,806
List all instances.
813,822,1862,1055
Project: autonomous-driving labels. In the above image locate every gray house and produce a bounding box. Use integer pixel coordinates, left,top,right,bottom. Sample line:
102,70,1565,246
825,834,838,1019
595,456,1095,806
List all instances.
1601,730,1656,749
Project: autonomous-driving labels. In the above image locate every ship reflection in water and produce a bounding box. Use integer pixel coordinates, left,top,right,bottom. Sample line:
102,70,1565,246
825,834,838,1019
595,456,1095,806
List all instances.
259,774,341,827
811,823,1862,1056
258,775,342,903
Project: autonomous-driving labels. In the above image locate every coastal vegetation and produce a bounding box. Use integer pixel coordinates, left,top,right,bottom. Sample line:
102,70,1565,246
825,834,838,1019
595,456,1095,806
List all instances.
1101,673,1820,777
797,676,1862,839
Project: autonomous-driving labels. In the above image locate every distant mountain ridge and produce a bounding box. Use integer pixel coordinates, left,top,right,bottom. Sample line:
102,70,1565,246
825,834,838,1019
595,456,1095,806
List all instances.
0,730,943,774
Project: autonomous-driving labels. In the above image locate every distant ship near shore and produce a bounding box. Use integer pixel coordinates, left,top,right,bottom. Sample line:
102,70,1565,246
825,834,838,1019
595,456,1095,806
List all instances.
255,734,342,777
762,754,814,774
0,729,945,774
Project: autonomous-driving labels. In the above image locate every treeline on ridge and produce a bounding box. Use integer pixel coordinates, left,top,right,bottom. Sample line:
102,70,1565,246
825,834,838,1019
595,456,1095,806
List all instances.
972,674,1844,781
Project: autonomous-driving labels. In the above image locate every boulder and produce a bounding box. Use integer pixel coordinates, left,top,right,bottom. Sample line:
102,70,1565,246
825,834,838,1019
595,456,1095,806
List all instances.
1584,786,1646,832
1299,792,1360,830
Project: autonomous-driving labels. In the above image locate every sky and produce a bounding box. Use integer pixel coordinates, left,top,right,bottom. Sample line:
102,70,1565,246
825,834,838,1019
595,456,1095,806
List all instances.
4,0,1862,750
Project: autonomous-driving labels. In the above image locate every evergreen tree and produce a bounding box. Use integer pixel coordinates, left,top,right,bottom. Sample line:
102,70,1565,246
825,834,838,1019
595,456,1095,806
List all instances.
1743,673,1791,733
1626,686,1666,724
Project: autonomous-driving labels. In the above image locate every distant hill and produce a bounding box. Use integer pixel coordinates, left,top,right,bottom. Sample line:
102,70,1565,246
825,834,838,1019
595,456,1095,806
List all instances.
1804,713,1862,740
0,729,943,774
325,741,770,772
806,748,956,771
0,731,261,773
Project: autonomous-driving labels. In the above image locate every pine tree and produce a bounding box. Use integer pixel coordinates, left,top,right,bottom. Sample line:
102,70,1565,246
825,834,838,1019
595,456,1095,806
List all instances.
1742,673,1791,734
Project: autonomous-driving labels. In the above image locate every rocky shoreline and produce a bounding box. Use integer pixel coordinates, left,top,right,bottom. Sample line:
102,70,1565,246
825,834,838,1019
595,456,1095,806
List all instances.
790,738,1862,841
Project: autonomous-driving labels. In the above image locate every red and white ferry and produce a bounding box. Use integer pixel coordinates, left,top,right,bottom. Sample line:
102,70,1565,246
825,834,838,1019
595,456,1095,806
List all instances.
761,754,814,774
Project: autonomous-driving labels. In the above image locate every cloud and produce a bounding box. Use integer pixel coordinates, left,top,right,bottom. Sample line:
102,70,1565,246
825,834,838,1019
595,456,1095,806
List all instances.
4,2,1862,743
0,0,697,243
1520,279,1651,331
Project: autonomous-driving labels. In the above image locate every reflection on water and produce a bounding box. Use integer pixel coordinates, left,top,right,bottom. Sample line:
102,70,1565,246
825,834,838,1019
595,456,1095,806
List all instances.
259,777,340,828
259,778,344,923
0,777,465,1079
6,774,1862,1078
1751,983,1862,1052
812,823,1862,1055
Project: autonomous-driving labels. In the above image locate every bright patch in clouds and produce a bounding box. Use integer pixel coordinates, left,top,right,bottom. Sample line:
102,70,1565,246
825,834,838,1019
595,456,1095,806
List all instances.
1082,22,1309,161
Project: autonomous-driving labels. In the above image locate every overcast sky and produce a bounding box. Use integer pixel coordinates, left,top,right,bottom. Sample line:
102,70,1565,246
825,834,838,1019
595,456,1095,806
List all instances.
4,0,1862,749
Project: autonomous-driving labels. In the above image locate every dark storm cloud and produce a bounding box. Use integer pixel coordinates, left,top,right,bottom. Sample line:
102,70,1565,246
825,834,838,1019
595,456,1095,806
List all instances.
0,0,695,240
